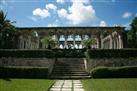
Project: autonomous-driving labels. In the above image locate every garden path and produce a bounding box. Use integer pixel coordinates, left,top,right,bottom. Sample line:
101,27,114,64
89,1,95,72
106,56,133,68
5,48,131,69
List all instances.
49,80,84,91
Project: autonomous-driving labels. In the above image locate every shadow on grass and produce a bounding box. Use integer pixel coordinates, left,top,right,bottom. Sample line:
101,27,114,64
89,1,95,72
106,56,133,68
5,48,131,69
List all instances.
2,78,12,81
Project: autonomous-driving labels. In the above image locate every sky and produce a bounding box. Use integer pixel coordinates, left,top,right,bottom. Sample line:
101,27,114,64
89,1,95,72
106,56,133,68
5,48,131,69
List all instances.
0,0,137,28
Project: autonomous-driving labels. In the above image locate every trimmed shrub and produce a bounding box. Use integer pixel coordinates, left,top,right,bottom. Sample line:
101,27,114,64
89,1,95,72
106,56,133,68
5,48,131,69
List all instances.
53,49,86,58
86,49,137,58
91,66,137,78
0,66,48,78
0,49,86,58
0,49,54,58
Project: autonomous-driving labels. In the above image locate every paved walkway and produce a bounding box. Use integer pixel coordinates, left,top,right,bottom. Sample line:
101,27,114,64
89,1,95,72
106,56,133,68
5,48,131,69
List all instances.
49,80,84,91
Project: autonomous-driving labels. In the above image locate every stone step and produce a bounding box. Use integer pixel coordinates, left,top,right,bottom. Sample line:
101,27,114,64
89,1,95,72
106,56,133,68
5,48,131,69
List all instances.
52,70,86,72
52,70,86,73
53,68,85,70
50,75,91,79
55,64,84,66
50,59,89,79
51,73,89,76
54,65,84,67
52,71,88,74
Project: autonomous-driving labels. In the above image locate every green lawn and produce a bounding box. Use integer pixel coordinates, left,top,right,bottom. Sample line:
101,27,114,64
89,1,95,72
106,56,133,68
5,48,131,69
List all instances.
0,79,54,91
81,79,137,91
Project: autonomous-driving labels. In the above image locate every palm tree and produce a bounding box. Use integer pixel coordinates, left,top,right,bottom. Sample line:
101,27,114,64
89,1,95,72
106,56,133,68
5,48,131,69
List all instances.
82,38,97,49
0,10,16,49
41,35,57,49
130,17,137,48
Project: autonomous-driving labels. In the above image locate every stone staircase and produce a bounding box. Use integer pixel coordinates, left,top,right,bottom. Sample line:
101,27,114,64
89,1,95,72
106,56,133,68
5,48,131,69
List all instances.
50,58,90,79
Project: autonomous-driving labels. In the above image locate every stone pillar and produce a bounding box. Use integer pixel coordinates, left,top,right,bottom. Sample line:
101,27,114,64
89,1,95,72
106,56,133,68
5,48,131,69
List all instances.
54,35,58,48
64,35,67,49
109,35,113,49
100,35,103,49
19,36,23,49
37,37,40,49
96,38,99,48
57,35,60,48
28,36,31,49
119,35,123,49
73,35,76,49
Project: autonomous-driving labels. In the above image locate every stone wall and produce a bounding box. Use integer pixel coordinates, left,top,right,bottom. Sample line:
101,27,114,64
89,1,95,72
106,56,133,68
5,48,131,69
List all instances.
86,57,137,72
0,58,55,75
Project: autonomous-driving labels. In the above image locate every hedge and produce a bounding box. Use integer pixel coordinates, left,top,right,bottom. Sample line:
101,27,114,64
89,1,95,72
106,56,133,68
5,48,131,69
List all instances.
0,49,54,58
0,49,137,58
53,49,86,58
86,49,137,58
91,66,137,78
0,49,86,58
0,66,48,78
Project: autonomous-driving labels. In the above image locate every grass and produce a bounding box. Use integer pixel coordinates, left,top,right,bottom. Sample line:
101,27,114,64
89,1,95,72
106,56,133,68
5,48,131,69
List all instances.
0,79,54,91
81,79,137,91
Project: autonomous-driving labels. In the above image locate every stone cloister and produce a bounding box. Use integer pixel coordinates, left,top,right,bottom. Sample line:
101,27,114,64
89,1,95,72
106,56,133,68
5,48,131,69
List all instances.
16,27,124,49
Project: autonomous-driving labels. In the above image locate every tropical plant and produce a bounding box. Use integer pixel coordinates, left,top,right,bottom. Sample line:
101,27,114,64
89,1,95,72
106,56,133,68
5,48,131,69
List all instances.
41,35,56,49
127,17,137,48
82,38,97,49
0,10,16,49
130,17,137,48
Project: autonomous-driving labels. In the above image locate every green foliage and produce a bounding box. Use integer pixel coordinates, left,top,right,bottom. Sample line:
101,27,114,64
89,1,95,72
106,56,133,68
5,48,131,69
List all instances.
0,10,16,49
91,66,137,78
0,49,137,58
127,17,137,48
0,49,86,58
54,49,86,58
41,35,57,49
86,49,137,58
82,38,97,49
0,66,48,78
0,49,54,58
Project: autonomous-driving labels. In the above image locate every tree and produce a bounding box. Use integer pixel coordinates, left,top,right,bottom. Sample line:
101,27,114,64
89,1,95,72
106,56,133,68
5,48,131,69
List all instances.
41,35,56,49
127,17,137,48
0,10,16,49
82,38,97,49
130,17,137,48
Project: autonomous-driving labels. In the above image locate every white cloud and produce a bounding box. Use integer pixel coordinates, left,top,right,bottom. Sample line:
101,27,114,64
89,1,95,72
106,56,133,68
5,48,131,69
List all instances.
122,12,132,18
47,24,58,27
57,0,65,4
33,8,50,18
58,1,96,24
57,9,68,17
71,0,89,4
46,4,57,10
32,3,57,18
99,21,107,27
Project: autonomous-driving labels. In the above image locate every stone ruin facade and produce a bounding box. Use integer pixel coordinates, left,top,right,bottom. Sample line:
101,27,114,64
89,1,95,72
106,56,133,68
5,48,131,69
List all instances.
15,27,124,49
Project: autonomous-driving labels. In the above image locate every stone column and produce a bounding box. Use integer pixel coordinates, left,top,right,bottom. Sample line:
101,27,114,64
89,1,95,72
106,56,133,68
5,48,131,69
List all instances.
64,35,67,49
19,36,23,49
28,36,31,49
54,35,58,48
118,35,123,49
100,35,103,49
96,38,99,48
109,35,113,49
73,35,76,49
37,36,40,49
57,35,60,48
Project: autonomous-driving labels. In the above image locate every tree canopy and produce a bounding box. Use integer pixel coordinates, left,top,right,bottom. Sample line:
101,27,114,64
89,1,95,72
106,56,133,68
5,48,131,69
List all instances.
0,10,16,49
127,17,137,48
